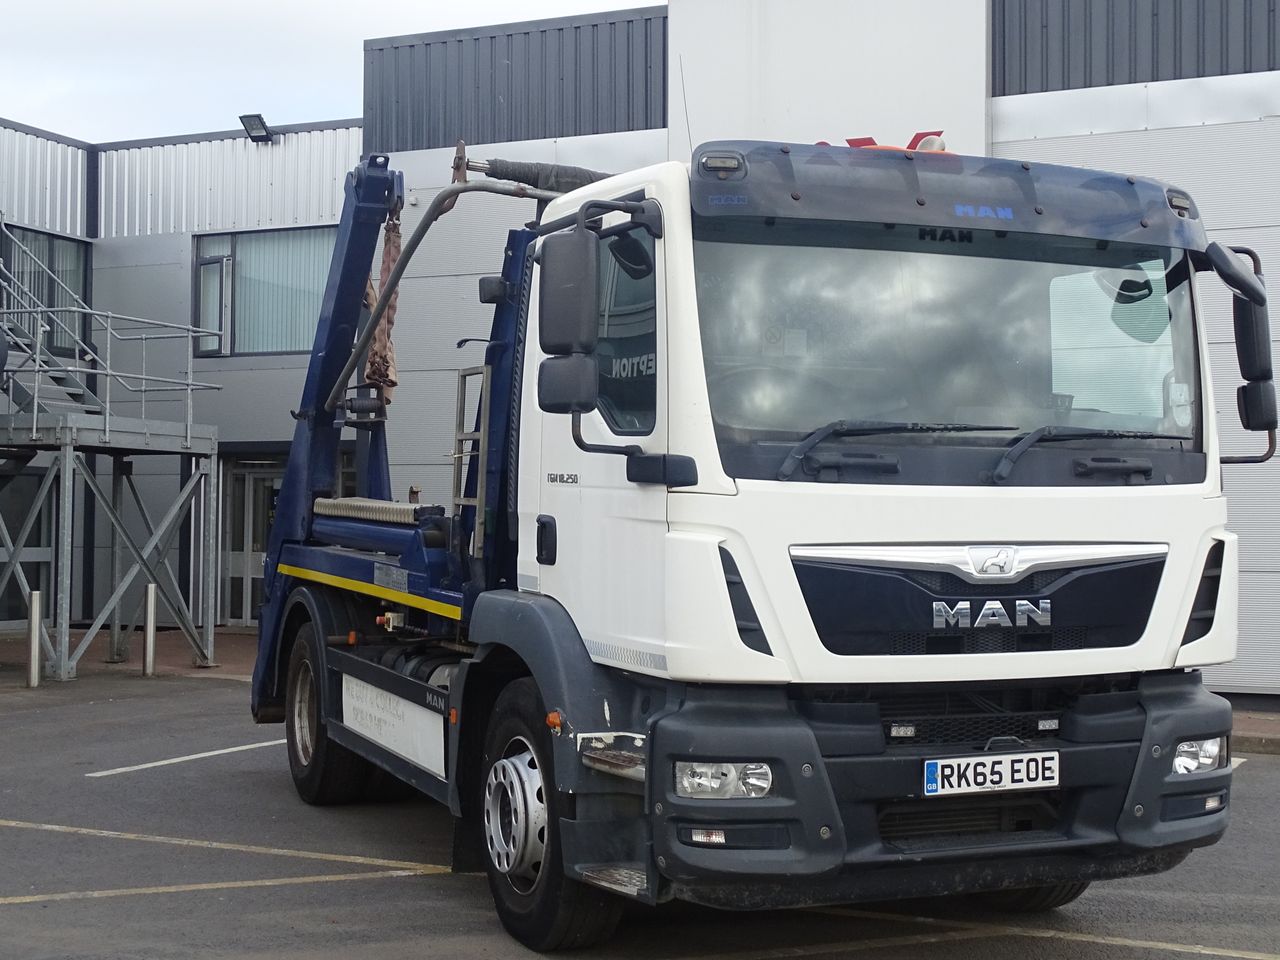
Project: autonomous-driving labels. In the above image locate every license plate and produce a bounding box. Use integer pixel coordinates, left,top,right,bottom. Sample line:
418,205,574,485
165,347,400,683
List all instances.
923,751,1059,797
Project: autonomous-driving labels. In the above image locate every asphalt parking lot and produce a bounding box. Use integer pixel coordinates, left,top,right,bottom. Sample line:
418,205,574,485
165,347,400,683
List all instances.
2,671,1278,960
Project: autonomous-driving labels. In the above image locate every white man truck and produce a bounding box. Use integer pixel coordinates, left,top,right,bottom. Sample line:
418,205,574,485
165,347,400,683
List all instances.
251,140,1275,951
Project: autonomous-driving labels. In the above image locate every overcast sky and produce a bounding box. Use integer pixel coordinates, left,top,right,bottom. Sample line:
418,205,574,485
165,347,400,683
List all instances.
1,0,636,143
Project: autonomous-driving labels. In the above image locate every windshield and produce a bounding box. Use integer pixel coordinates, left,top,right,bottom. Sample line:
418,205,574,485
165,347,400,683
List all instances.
693,217,1203,484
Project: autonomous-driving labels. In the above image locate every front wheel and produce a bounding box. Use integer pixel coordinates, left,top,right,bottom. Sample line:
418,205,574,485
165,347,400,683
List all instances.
480,677,623,951
980,881,1090,912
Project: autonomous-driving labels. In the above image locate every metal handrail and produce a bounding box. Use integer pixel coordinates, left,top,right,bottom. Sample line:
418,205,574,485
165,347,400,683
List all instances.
1,219,222,444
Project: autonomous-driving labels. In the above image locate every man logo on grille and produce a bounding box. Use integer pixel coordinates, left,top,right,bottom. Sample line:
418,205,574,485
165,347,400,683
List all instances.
969,546,1017,577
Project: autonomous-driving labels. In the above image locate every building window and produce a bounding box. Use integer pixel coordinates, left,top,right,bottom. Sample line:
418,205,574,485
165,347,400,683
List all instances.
0,226,89,354
594,231,657,435
195,227,336,355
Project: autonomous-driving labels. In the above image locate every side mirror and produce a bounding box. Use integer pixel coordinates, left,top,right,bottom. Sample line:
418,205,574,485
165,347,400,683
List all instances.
538,354,598,414
538,228,599,355
1233,294,1273,383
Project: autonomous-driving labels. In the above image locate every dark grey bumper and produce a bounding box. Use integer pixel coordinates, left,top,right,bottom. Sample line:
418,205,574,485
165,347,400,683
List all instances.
646,670,1230,908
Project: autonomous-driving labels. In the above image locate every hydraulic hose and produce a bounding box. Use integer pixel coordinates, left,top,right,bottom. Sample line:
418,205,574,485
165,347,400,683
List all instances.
324,179,559,413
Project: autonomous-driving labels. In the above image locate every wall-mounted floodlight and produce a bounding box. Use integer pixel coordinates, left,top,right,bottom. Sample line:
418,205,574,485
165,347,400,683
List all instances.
239,113,273,143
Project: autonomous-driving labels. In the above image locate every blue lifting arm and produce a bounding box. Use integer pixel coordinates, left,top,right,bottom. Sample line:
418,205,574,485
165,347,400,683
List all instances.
252,155,400,715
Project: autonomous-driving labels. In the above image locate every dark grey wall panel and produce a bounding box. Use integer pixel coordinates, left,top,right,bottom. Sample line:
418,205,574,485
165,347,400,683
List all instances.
363,6,666,154
993,0,1280,95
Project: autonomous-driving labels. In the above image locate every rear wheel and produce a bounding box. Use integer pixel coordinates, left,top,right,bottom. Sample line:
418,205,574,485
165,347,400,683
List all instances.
480,678,623,951
980,881,1090,912
284,623,373,804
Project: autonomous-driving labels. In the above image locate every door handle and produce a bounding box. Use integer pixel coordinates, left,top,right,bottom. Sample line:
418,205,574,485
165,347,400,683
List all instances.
536,515,557,565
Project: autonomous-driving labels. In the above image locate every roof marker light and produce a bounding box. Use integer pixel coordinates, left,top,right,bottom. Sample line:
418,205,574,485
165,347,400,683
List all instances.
701,155,742,172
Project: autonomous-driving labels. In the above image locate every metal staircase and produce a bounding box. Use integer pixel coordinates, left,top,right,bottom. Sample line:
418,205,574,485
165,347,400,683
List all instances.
0,217,222,680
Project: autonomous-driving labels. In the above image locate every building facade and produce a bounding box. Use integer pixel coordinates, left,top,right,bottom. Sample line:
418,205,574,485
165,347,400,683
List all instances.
2,0,1277,690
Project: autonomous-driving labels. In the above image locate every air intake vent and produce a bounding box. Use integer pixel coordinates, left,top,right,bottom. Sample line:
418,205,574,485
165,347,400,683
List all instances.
719,547,771,655
1181,541,1225,646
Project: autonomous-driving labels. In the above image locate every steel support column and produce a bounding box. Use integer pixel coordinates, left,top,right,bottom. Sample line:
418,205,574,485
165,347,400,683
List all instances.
106,456,127,663
53,442,74,680
200,454,219,665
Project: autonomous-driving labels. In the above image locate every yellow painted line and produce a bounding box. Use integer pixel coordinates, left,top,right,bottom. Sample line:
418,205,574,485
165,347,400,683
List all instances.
815,907,1280,960
0,819,450,874
277,563,462,619
668,928,996,960
0,869,424,906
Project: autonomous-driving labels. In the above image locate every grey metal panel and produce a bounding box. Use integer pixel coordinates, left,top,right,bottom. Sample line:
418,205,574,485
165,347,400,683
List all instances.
993,0,1280,95
0,122,88,237
97,126,361,239
363,7,666,154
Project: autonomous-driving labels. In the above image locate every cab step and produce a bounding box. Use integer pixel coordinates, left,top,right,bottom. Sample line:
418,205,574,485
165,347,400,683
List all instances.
580,748,646,783
578,863,647,897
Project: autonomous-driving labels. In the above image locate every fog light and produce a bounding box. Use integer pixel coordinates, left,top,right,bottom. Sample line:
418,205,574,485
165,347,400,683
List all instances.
688,828,727,845
1205,795,1223,811
1172,737,1227,775
674,761,774,799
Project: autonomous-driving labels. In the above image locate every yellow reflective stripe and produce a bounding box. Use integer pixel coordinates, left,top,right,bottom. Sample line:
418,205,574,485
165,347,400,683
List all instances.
276,563,462,620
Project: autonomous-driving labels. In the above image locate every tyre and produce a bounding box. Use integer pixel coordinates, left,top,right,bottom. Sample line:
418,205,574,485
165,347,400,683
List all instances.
284,622,374,805
980,881,1090,912
480,677,623,951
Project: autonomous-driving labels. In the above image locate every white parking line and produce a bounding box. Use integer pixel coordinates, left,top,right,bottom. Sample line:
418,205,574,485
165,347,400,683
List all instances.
816,907,1280,960
1232,757,1248,770
0,818,447,872
85,739,286,777
0,869,424,907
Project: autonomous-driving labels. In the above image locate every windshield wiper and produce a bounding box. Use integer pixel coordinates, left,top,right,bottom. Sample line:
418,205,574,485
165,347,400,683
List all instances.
991,425,1190,484
777,421,1015,480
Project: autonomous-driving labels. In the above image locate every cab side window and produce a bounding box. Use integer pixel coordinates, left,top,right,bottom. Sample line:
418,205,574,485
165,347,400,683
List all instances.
594,231,657,435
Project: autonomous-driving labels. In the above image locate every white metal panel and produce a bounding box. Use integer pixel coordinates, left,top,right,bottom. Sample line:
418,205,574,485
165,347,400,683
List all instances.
98,127,361,239
1203,571,1280,694
0,124,86,237
993,70,1280,142
667,0,990,157
994,118,1280,233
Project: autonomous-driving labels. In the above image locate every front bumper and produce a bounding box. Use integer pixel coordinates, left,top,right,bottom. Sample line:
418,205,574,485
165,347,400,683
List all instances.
647,670,1230,908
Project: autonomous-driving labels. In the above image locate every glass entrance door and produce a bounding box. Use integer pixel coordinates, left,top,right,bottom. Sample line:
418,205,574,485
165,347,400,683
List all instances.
223,465,282,626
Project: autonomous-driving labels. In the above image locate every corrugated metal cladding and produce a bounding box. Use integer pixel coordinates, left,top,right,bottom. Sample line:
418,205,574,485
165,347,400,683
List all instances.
97,126,361,239
363,6,666,154
0,123,88,237
993,0,1280,95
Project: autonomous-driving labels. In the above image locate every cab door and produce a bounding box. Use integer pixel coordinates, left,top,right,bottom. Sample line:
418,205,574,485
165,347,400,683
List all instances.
530,197,670,676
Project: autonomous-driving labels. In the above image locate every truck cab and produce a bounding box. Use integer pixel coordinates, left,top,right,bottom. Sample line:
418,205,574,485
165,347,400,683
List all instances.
253,141,1275,951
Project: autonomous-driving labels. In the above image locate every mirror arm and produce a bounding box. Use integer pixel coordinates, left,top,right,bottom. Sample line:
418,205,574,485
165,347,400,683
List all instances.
1230,245,1263,275
1221,428,1276,465
571,412,642,457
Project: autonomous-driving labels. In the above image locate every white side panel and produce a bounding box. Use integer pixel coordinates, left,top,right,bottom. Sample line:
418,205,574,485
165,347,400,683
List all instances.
667,0,990,157
341,674,444,777
0,124,87,237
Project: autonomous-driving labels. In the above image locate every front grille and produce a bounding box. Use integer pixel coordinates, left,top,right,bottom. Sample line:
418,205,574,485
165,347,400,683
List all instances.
878,791,1060,844
887,627,1090,655
884,712,1059,745
904,569,1065,596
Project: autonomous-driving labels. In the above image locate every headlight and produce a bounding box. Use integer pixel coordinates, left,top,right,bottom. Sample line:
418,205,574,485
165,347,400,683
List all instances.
674,761,773,799
1172,737,1228,775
